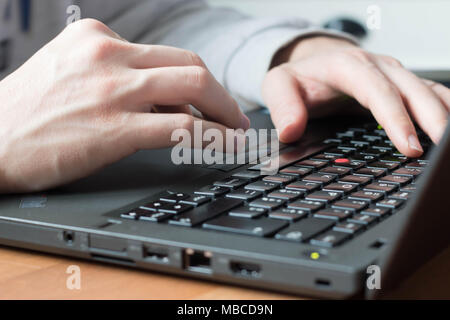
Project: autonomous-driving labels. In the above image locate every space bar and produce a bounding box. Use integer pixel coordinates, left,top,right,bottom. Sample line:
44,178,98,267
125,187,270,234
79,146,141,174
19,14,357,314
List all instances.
168,198,242,227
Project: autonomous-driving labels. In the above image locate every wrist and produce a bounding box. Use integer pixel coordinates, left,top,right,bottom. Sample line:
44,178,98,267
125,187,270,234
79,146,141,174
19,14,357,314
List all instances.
271,35,356,67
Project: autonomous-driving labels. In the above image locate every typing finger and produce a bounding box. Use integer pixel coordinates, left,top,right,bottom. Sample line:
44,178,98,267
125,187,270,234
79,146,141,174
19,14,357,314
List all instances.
124,113,243,152
262,67,308,143
375,57,448,144
132,66,250,130
291,51,422,157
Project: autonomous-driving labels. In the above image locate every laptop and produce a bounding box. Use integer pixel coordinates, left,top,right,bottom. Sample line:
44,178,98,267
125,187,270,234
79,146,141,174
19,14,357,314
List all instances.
0,104,449,299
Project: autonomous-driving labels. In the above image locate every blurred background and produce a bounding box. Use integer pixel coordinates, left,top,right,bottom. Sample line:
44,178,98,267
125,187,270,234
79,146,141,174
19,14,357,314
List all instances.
207,0,450,82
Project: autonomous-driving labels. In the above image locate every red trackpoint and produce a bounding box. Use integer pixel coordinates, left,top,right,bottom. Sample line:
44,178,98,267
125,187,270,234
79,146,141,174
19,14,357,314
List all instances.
335,158,350,164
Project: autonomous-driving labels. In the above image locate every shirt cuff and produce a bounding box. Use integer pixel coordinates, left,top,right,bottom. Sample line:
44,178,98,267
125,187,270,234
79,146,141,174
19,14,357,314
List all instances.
225,26,359,108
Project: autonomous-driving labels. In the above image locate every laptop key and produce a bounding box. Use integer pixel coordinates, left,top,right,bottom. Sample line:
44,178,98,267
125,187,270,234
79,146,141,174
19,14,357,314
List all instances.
303,173,336,184
405,161,427,168
350,140,371,147
310,153,339,162
232,170,261,181
203,216,288,237
140,201,166,212
354,168,386,178
306,191,341,203
350,153,377,163
379,155,408,163
287,200,325,212
269,208,308,222
392,167,423,178
121,211,140,220
267,189,304,201
389,191,411,200
374,128,387,137
159,191,190,203
180,195,211,206
275,218,335,242
286,181,321,193
279,166,312,177
295,159,328,169
323,182,358,194
333,222,364,234
323,138,342,145
333,160,365,170
249,197,286,210
339,175,371,186
378,175,412,186
263,174,296,185
226,188,262,201
195,185,229,197
376,198,405,209
169,198,242,227
360,148,389,156
314,208,352,221
229,206,266,218
158,203,193,214
244,181,279,193
139,211,173,222
400,185,417,192
332,199,369,211
337,144,359,150
364,182,397,194
361,206,391,218
362,134,382,143
367,161,400,170
337,143,359,150
349,191,384,202
214,177,248,189
319,166,351,177
347,214,377,225
324,148,353,156
310,231,350,247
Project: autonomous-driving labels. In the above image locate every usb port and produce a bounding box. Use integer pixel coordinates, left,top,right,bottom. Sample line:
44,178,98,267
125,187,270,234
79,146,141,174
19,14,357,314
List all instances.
144,246,169,263
230,261,261,278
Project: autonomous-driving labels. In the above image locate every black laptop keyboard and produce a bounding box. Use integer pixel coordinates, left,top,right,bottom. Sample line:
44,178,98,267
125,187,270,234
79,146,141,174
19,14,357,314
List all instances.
119,123,431,248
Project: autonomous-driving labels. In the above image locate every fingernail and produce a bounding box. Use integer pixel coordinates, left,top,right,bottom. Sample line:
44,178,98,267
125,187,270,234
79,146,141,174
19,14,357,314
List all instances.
240,115,250,130
408,134,423,152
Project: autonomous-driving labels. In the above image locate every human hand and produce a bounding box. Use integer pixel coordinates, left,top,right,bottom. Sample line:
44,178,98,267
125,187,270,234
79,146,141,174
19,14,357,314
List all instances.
263,36,449,157
0,19,249,193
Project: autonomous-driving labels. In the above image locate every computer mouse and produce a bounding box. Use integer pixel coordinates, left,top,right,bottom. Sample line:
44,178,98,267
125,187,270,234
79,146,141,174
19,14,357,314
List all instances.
323,17,367,38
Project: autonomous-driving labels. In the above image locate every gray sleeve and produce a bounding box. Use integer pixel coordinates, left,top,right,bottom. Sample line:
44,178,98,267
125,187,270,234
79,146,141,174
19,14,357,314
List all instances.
135,0,358,110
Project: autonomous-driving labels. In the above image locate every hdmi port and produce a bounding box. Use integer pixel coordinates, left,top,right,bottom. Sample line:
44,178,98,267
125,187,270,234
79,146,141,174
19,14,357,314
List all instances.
230,261,261,278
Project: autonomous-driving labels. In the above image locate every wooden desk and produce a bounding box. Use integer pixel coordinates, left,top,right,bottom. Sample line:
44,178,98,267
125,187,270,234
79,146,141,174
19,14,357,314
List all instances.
1,245,449,299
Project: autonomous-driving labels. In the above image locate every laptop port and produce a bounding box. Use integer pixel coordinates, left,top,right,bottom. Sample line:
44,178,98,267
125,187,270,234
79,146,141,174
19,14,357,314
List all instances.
144,246,169,263
183,249,212,274
230,261,261,278
315,278,331,288
62,231,75,245
370,239,387,249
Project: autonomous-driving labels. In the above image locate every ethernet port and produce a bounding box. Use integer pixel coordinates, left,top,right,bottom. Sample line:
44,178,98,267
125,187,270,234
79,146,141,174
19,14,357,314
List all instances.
184,249,212,274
